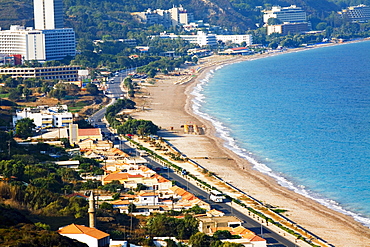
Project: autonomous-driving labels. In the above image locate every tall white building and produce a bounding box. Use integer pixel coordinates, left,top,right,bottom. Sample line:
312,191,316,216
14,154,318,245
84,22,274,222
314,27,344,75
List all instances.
0,0,75,62
34,0,64,29
0,25,76,61
159,31,217,47
263,5,307,24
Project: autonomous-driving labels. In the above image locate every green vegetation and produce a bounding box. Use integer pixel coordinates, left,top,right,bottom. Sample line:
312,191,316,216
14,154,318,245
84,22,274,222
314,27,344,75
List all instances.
189,232,243,247
14,117,35,139
105,99,159,136
145,213,199,239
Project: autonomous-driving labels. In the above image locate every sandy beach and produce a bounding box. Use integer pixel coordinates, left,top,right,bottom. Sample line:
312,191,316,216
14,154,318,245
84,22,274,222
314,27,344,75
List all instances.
131,46,370,246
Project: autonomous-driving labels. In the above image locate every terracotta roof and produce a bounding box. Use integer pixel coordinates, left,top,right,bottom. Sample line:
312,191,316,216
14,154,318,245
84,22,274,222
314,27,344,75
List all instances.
103,172,129,181
78,128,101,137
152,173,170,183
170,186,196,200
111,199,132,205
58,223,109,239
232,226,252,235
138,191,158,197
103,172,144,182
110,148,129,157
250,235,266,242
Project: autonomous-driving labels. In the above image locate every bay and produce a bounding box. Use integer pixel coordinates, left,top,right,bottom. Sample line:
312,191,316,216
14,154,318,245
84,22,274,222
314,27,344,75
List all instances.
193,41,370,226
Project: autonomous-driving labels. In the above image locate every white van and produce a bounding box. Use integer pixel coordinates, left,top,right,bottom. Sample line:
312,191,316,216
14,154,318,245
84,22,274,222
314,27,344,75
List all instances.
210,190,225,202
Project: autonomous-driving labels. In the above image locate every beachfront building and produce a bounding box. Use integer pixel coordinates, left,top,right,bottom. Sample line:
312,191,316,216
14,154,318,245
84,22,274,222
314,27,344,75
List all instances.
219,47,252,55
132,5,193,28
263,5,307,24
216,34,253,46
12,105,73,128
267,22,310,35
156,32,253,47
158,31,218,47
339,5,370,23
0,65,80,81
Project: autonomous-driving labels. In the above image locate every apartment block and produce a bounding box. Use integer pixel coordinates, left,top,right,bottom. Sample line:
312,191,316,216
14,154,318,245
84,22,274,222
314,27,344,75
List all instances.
0,65,80,81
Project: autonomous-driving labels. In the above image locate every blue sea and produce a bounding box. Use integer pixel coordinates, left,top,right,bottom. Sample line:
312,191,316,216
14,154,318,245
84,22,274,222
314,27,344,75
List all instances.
191,41,370,227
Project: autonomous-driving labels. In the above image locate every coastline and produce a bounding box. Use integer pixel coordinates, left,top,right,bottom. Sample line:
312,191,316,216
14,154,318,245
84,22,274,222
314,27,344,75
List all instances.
131,41,370,246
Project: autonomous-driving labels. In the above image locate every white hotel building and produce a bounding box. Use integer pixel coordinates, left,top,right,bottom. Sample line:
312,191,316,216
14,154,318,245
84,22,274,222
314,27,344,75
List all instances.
263,5,307,24
13,105,73,128
0,25,76,61
159,31,253,47
0,0,75,62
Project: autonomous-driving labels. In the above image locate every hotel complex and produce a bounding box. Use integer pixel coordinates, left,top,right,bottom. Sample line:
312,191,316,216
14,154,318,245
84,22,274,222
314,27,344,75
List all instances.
339,4,370,23
263,5,307,24
263,5,310,35
0,0,76,62
158,32,253,47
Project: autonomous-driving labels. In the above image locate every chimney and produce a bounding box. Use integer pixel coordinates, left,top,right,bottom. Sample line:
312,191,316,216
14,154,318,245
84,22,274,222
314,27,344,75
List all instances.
88,191,96,228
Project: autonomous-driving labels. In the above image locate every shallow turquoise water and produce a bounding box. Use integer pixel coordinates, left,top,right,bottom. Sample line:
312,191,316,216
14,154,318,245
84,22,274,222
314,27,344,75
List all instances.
191,41,370,226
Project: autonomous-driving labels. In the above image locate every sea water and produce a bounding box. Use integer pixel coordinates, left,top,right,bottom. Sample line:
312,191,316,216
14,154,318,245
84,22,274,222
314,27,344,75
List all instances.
191,41,370,226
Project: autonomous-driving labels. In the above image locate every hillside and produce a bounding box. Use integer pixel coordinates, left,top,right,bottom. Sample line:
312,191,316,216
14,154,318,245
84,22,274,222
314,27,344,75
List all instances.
0,0,359,38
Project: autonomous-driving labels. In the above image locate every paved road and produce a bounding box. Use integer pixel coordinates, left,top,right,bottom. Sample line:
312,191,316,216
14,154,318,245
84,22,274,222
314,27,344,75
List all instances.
143,157,298,247
92,72,299,247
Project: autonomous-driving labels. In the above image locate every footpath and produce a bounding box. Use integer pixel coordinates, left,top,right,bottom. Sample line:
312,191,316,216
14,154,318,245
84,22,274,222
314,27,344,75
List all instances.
124,135,328,247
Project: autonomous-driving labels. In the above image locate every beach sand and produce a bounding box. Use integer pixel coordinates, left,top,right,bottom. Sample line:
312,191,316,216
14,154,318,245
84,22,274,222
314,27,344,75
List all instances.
131,51,370,246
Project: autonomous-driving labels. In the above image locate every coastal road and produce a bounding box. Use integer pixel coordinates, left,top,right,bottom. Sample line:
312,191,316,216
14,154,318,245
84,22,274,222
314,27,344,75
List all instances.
95,73,298,246
142,156,298,247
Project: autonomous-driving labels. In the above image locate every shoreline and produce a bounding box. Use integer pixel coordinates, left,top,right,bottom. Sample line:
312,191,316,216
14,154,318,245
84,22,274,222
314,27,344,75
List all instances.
131,40,370,246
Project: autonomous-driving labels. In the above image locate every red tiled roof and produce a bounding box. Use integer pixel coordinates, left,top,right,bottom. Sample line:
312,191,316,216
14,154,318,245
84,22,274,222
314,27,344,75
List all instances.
152,173,170,183
230,47,248,51
103,172,144,182
250,235,266,242
58,223,109,239
103,172,129,181
78,128,101,137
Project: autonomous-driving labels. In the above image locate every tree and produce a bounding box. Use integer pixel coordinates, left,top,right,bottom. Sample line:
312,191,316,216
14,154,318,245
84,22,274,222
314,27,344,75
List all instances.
128,203,137,213
213,230,233,239
192,56,198,64
189,232,213,247
100,202,114,210
86,83,99,95
15,118,36,139
267,18,282,25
